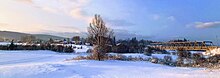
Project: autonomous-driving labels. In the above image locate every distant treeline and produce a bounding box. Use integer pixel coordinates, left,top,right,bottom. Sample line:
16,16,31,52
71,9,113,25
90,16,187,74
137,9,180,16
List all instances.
0,37,157,53
0,42,75,53
110,37,155,53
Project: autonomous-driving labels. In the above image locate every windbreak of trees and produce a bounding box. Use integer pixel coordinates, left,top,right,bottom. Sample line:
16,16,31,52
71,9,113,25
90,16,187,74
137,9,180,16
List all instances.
0,34,154,54
1,40,75,53
112,37,154,53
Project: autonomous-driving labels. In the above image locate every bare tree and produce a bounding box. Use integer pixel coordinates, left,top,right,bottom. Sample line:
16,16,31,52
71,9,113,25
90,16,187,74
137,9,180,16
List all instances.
88,14,114,61
21,35,37,43
72,36,80,44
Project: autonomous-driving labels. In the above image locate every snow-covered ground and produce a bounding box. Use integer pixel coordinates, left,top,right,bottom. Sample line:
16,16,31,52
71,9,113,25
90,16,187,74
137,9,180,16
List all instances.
1,50,220,78
64,44,92,53
0,42,23,46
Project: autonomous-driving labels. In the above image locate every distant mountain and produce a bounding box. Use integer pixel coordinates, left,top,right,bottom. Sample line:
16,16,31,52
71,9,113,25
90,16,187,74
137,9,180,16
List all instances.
0,31,65,41
45,30,152,40
0,30,153,42
0,31,29,40
44,32,87,38
33,34,65,41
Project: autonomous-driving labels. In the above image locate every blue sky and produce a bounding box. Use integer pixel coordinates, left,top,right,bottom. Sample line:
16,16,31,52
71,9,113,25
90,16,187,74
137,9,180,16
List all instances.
0,0,220,43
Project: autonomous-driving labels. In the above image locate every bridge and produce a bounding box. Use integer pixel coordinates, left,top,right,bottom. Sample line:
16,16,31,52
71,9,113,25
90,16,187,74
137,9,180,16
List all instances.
150,41,219,51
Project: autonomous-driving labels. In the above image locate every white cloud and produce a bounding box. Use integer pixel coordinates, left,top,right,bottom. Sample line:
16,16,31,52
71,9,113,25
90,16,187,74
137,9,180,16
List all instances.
70,8,92,21
0,23,81,33
152,15,175,21
41,7,58,13
188,21,220,29
104,18,135,28
16,0,92,21
0,23,44,32
152,15,160,20
0,23,9,27
30,24,82,33
167,16,175,21
16,0,33,4
114,29,153,39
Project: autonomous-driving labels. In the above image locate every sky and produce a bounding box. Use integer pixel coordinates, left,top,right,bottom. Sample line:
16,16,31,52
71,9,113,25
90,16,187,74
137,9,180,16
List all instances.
0,0,220,44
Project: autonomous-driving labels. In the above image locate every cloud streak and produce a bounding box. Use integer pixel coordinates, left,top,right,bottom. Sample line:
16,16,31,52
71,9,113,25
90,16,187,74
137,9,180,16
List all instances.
114,29,152,39
16,0,91,21
0,23,9,27
16,0,33,4
0,23,81,34
151,15,176,21
104,18,135,28
167,16,175,21
189,21,220,29
152,15,160,20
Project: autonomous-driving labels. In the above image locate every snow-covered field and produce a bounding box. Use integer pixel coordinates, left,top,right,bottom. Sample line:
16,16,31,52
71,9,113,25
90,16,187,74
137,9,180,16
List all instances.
0,50,220,78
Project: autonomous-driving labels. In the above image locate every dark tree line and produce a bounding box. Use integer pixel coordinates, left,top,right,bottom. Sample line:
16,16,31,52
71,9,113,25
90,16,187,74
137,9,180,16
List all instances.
112,37,154,53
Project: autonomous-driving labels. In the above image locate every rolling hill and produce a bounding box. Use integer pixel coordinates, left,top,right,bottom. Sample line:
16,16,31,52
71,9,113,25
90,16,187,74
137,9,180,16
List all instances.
0,31,65,41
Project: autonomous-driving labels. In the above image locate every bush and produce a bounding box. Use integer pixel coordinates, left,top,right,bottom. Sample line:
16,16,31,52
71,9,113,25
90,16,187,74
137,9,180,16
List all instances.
150,57,159,63
206,55,220,64
72,54,147,61
177,50,191,58
176,49,193,67
176,57,184,66
144,47,152,56
109,54,127,60
86,49,92,53
92,51,106,61
192,53,202,60
0,46,8,50
63,46,75,53
163,56,173,65
191,53,205,66
91,46,109,61
73,56,86,60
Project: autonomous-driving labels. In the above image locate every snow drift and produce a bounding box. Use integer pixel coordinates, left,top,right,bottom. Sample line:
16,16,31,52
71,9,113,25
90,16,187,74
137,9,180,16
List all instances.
1,50,220,78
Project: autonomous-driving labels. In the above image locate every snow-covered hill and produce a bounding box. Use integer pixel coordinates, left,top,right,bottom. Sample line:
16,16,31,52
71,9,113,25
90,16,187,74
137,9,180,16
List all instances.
0,50,220,78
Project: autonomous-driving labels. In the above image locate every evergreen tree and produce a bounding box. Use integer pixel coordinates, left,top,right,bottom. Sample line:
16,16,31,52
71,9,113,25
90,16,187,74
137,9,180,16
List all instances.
129,37,139,53
8,40,15,50
49,38,54,43
139,39,146,53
